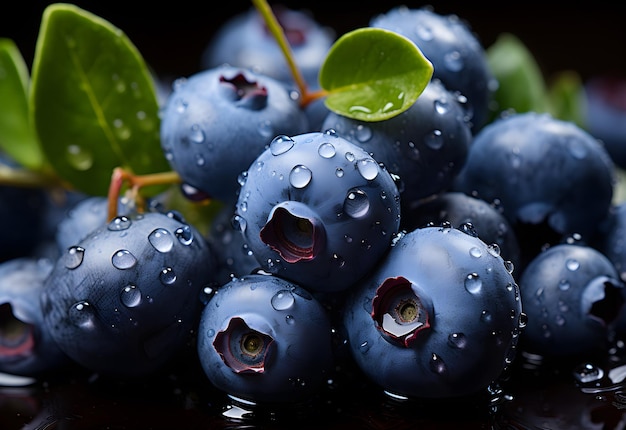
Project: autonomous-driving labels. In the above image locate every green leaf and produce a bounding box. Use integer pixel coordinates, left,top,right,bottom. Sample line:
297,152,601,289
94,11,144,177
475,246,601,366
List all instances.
319,27,433,122
547,70,585,127
486,33,549,118
0,38,45,170
30,3,168,196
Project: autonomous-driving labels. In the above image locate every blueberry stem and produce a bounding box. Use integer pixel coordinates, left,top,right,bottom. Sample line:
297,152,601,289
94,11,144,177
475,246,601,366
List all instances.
106,167,181,221
251,0,328,107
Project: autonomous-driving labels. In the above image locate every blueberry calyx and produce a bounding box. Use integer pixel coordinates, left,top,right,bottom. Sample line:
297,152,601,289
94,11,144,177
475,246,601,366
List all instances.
213,316,275,374
584,277,625,327
0,303,35,358
371,276,432,347
219,73,268,109
260,201,326,263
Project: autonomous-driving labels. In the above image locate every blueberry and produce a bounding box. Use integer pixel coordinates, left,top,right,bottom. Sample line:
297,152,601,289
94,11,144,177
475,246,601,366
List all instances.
518,243,625,359
160,65,310,203
196,273,334,404
584,75,626,168
343,225,523,399
321,79,472,208
205,204,260,286
201,6,335,90
370,6,495,131
453,112,615,268
402,191,521,270
40,211,215,377
0,257,72,377
234,131,401,293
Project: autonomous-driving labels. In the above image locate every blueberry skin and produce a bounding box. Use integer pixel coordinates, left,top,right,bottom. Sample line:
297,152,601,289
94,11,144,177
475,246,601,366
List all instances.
196,273,334,404
584,76,626,168
518,243,625,358
0,257,72,377
453,112,614,245
343,225,523,399
40,211,215,377
201,6,334,89
402,191,521,270
160,65,310,203
370,6,495,131
234,131,402,293
321,79,472,208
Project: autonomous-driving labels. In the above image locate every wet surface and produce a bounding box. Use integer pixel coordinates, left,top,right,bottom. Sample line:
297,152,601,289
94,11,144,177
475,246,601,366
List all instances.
3,346,626,430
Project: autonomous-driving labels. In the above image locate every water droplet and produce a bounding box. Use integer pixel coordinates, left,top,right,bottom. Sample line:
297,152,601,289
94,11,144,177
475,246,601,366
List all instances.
574,363,604,383
469,247,482,258
480,310,492,323
443,50,464,72
257,120,274,138
430,353,447,374
188,124,205,143
285,315,295,325
120,285,142,308
289,165,312,188
335,168,344,178
359,340,371,353
69,301,96,329
566,258,580,271
343,189,370,218
175,225,194,245
111,250,137,269
464,273,482,294
356,158,379,180
269,135,295,155
345,152,355,162
66,145,94,171
448,332,467,349
434,99,449,114
425,129,443,149
113,119,131,140
160,267,177,285
148,228,174,252
558,279,571,291
318,142,336,158
65,246,85,269
415,25,433,41
108,216,132,231
487,244,501,257
355,125,372,143
271,290,295,310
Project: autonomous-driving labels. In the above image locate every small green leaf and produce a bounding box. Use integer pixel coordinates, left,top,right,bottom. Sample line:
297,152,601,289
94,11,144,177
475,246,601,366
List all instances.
486,33,549,119
0,38,45,170
30,3,168,196
319,27,433,122
547,70,585,127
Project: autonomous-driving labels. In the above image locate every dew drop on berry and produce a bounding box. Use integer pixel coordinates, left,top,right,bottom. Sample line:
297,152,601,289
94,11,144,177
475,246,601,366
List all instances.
480,310,492,323
257,120,274,138
270,290,295,311
469,247,482,258
434,99,450,115
318,142,336,158
69,301,96,329
416,25,433,41
108,216,131,231
574,363,604,383
424,129,443,150
448,332,467,349
359,340,371,354
345,152,355,162
112,250,137,269
356,158,379,180
269,135,295,155
289,164,312,189
355,125,372,143
65,246,85,269
160,267,177,285
285,315,295,325
443,50,463,72
430,353,447,374
464,273,482,294
343,189,370,218
188,124,205,144
566,258,580,271
120,285,142,308
487,243,501,257
335,168,344,178
175,225,194,245
148,228,174,253
559,279,571,291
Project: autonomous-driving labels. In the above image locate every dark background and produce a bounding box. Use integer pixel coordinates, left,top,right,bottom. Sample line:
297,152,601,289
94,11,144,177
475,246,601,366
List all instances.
2,1,626,85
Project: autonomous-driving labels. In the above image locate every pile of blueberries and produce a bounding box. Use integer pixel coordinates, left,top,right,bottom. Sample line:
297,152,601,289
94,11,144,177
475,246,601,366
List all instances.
2,3,626,425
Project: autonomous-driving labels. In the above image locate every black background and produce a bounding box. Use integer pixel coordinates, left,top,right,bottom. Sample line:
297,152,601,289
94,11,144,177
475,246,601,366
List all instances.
2,1,626,84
